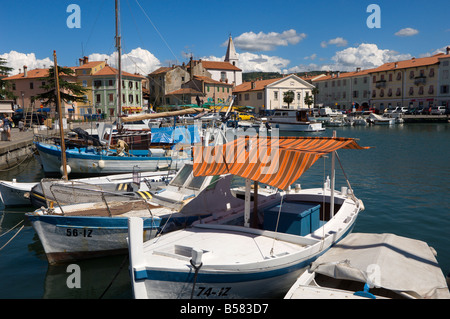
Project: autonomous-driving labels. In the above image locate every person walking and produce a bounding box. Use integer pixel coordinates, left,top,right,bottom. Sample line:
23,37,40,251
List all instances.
1,113,12,141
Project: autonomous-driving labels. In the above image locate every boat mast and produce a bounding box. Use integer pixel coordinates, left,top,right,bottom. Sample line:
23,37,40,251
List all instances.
53,50,68,180
115,0,123,130
330,130,336,218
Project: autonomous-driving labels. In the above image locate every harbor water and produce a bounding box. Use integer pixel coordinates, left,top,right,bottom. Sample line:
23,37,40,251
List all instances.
0,123,449,298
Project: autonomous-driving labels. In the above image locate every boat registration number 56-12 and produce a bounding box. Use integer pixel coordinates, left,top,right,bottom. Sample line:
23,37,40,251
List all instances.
66,228,93,237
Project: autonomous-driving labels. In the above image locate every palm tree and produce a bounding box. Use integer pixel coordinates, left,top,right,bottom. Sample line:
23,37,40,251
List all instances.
311,87,319,107
283,90,295,108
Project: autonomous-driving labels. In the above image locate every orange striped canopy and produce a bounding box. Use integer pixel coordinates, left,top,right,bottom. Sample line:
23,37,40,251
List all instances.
193,136,369,190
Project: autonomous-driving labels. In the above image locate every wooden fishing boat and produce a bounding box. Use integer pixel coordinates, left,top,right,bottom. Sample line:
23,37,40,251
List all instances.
127,135,369,299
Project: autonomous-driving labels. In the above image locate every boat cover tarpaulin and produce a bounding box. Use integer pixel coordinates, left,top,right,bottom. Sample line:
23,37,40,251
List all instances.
151,126,200,144
309,233,450,299
193,136,369,190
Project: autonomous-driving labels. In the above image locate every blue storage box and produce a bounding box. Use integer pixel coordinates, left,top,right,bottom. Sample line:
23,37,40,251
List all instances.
264,201,320,236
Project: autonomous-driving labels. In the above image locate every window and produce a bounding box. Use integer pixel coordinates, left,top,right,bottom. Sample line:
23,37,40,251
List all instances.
373,76,376,83
30,82,34,89
380,89,384,97
418,86,424,95
129,94,133,103
440,85,449,94
429,68,435,77
257,92,263,100
96,94,101,103
409,87,414,96
129,81,133,89
443,70,449,80
82,80,87,87
108,79,114,87
388,88,392,97
372,90,376,98
444,61,450,67
389,74,393,81
108,94,114,103
42,81,46,86
343,79,347,86
244,93,249,100
396,88,401,96
353,91,358,98
220,72,226,82
94,80,102,87
428,85,434,94
397,72,402,80
364,77,368,84
297,92,301,100
136,94,139,104
409,71,414,79
274,91,278,100
171,164,193,187
187,175,207,189
354,78,358,85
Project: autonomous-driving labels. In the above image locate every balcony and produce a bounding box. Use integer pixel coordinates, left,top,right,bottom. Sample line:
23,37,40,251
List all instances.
375,80,386,88
414,76,426,85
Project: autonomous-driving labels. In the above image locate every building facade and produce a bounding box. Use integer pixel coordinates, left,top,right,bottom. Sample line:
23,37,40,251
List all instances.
148,66,190,107
233,74,315,113
368,55,444,110
312,68,373,110
437,53,450,107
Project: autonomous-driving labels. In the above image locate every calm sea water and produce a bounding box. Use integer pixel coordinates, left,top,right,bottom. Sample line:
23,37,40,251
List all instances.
0,123,449,298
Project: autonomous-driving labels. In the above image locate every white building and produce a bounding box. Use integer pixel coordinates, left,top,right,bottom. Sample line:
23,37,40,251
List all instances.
234,74,315,113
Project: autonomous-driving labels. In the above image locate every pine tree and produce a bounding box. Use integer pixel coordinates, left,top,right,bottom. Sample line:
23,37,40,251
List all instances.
0,57,14,100
35,65,88,107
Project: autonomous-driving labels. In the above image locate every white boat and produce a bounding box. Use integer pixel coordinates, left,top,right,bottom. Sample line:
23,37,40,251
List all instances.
0,180,37,207
268,109,324,132
368,113,395,125
352,117,368,126
26,162,223,264
0,170,173,208
127,135,369,299
284,233,450,299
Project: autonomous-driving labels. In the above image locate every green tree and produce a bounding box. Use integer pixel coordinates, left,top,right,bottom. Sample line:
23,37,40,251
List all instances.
283,90,295,108
304,92,314,110
0,57,15,100
35,65,88,107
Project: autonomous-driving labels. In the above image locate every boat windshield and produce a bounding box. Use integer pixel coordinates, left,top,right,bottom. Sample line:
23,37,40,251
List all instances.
187,175,207,189
170,164,193,187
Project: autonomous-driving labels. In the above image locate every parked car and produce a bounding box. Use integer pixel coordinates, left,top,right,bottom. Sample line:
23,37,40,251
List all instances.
430,106,446,115
393,107,408,113
417,106,430,115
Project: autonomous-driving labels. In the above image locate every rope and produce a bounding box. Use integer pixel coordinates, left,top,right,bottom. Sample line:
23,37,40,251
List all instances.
0,219,24,238
269,193,284,257
98,254,129,299
0,149,35,172
0,224,25,251
189,259,203,299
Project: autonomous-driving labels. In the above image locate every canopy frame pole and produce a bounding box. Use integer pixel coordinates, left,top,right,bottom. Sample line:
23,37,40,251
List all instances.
244,178,251,227
330,130,336,218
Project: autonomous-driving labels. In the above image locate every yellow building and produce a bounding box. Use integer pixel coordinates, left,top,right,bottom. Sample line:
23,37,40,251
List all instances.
369,54,448,110
74,57,106,118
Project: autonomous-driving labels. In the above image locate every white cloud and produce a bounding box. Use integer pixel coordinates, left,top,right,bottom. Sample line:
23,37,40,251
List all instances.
304,53,317,60
0,50,52,75
327,43,411,71
395,28,419,37
321,37,348,48
288,43,412,72
89,47,161,75
231,29,306,51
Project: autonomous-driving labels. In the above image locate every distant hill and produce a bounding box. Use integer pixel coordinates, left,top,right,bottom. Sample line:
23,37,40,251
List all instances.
242,71,329,82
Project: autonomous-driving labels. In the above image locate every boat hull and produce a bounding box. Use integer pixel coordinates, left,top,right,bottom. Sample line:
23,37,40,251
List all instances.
35,142,190,176
0,180,35,207
269,122,325,132
26,214,160,264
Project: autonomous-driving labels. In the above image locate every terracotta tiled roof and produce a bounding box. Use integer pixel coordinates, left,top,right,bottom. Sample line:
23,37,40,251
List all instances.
233,77,282,93
149,67,172,75
312,68,377,82
3,68,50,80
167,88,203,95
93,65,145,78
75,61,105,70
194,75,233,86
367,53,449,73
200,61,241,71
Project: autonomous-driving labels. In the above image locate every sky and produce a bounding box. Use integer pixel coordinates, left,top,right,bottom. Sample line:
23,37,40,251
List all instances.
1,0,449,76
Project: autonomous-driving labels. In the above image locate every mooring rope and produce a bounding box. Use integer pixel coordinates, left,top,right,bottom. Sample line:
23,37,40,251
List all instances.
0,149,35,172
0,222,25,251
190,259,203,299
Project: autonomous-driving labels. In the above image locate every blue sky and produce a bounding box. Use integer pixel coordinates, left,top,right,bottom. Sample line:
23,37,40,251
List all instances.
1,0,449,75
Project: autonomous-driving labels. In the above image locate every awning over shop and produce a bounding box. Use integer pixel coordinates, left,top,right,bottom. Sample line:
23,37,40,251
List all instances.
193,136,369,190
0,101,14,113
